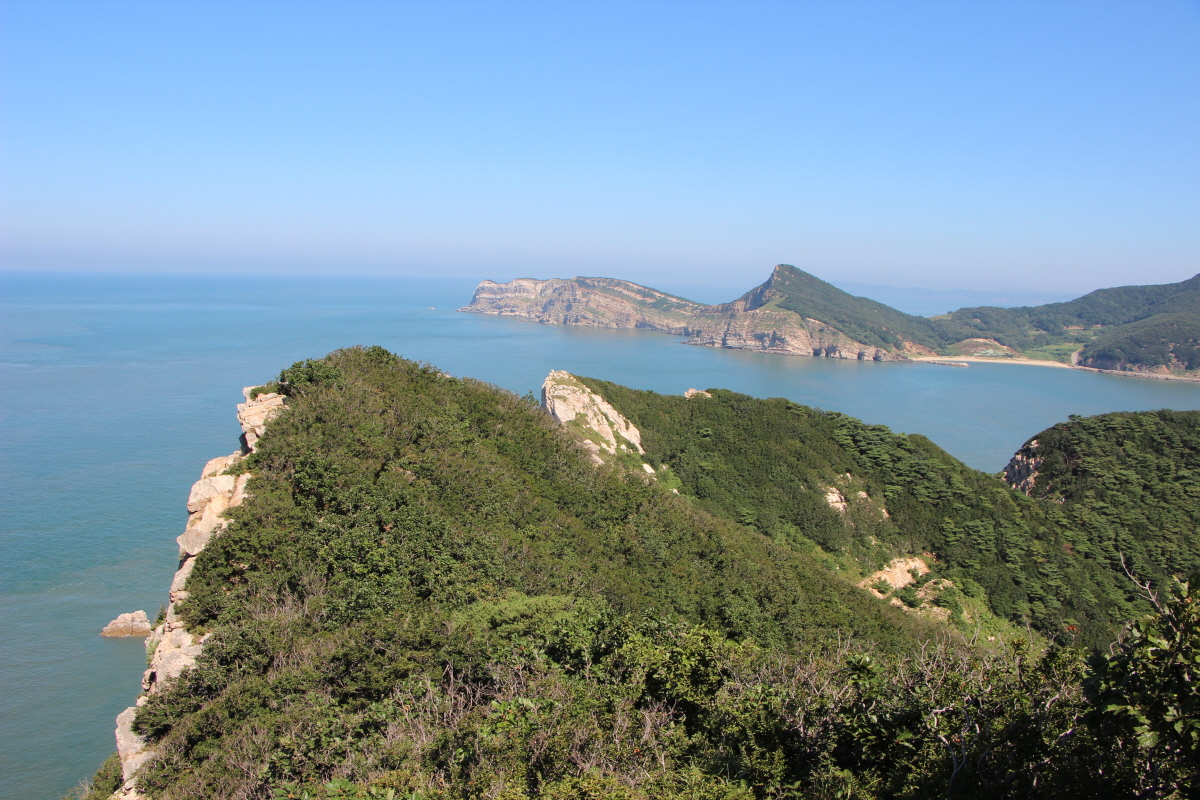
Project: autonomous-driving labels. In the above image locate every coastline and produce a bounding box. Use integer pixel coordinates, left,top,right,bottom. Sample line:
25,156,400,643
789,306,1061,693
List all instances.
910,355,1200,383
910,355,1074,370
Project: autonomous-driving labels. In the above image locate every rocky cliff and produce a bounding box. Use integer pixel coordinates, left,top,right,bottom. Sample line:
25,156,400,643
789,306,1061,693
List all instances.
462,266,923,361
1002,439,1043,496
109,387,284,800
541,370,653,472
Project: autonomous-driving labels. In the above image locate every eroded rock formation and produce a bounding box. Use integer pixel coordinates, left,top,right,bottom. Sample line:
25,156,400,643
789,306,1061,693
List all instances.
100,611,152,637
110,387,284,800
1002,439,1043,496
462,266,921,362
541,371,645,464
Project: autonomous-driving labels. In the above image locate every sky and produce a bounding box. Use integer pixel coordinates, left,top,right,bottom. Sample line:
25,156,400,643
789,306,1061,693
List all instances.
2,0,1198,296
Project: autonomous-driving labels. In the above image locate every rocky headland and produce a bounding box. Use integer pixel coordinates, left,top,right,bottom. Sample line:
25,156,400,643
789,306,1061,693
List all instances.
108,387,285,800
462,265,928,362
463,266,1200,380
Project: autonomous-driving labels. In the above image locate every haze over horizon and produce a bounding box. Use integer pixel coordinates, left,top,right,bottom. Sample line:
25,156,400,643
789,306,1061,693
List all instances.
3,1,1197,296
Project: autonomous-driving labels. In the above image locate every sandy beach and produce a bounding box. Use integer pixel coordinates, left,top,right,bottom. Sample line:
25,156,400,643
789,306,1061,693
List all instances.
910,355,1074,369
910,355,1200,383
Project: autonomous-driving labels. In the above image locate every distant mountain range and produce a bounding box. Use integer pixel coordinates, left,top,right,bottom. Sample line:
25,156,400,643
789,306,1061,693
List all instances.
461,265,1200,377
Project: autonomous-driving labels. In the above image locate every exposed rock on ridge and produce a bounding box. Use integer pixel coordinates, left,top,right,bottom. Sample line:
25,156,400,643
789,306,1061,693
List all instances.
1002,439,1043,496
462,266,920,362
541,370,645,464
109,387,284,800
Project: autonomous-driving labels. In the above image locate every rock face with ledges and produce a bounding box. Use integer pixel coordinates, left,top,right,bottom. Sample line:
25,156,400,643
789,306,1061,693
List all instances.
108,386,284,800
1002,439,1043,496
541,371,645,464
462,266,920,362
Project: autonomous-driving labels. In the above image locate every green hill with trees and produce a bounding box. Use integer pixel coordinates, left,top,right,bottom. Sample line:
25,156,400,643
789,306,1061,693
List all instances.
577,379,1200,648
929,273,1200,371
1005,409,1200,587
717,265,1199,373
747,265,945,352
80,348,1199,800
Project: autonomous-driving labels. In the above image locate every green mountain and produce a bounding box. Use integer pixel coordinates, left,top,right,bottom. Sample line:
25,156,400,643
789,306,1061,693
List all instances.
1076,312,1200,373
461,266,946,362
1004,409,1200,587
741,265,945,352
932,273,1200,371
85,349,1199,800
464,266,1200,375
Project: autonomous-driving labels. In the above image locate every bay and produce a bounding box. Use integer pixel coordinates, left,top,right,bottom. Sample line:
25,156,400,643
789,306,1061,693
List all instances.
2,271,1197,800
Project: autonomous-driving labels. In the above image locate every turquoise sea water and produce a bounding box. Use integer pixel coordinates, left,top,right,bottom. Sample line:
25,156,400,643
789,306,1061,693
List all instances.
2,272,1198,800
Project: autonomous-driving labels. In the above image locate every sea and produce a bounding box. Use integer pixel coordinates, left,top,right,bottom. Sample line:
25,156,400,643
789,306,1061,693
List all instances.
2,271,1198,800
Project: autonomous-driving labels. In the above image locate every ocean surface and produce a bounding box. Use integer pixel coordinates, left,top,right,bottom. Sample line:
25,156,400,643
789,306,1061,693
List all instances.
3,271,1198,800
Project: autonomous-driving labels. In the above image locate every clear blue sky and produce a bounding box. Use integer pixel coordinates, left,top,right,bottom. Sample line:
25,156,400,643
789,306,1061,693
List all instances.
3,0,1198,294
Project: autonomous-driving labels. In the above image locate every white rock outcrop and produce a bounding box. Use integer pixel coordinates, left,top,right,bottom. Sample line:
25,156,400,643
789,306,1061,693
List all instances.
541,370,645,464
101,611,152,637
823,487,849,513
109,386,284,799
236,387,285,451
859,556,930,596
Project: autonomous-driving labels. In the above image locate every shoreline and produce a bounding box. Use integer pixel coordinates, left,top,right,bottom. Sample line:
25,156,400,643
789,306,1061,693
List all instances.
910,355,1200,383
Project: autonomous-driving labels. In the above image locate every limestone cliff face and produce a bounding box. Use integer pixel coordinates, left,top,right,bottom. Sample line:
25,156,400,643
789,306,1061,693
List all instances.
462,267,914,362
541,370,645,465
1002,439,1043,497
110,387,284,800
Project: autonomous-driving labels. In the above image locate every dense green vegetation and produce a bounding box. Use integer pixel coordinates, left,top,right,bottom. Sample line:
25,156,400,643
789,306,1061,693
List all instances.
89,348,1198,799
755,265,944,352
931,274,1200,367
579,380,1200,648
1078,312,1200,372
128,347,933,798
761,265,1199,370
1016,410,1200,585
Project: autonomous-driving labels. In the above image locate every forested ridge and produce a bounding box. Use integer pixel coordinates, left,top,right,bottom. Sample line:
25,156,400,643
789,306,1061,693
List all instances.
578,379,1200,648
80,348,1198,800
928,273,1200,368
1012,409,1200,586
758,266,1200,370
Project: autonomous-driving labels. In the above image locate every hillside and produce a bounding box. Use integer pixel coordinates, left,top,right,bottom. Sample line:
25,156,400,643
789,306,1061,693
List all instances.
460,266,937,361
575,379,1196,648
1075,312,1200,374
85,349,1198,800
462,266,1200,375
932,273,1200,372
1002,409,1200,585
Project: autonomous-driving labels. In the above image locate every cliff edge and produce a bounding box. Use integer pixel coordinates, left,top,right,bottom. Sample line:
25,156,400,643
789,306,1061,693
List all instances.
109,387,284,800
461,265,930,361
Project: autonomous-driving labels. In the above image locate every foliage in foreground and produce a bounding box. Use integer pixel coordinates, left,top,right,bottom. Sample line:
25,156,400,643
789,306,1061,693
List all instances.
96,348,1198,798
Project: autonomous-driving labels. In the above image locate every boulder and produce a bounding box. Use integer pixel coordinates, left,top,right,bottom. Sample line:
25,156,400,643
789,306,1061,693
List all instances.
101,611,152,637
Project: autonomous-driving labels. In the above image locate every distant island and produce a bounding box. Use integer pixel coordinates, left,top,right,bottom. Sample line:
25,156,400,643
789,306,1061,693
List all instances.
461,265,1200,379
